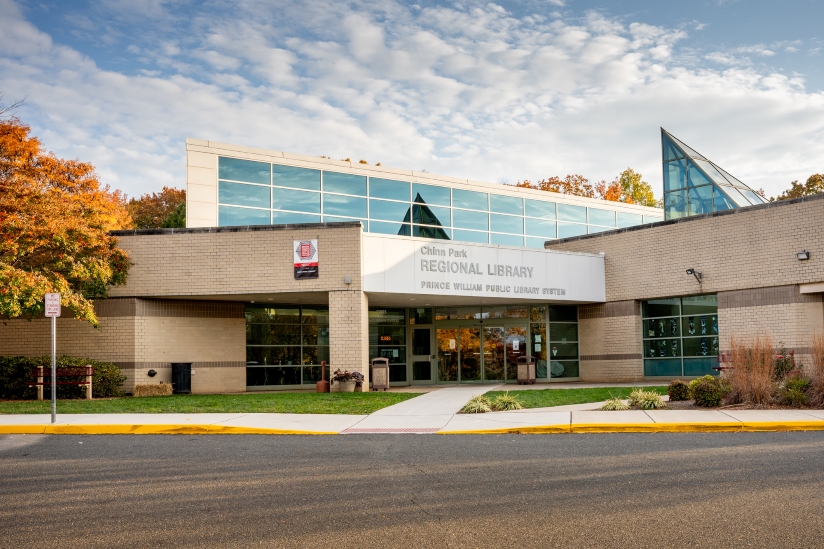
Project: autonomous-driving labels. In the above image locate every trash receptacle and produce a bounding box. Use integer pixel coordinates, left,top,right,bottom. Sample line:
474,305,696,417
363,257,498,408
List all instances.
171,363,192,394
371,357,389,391
517,356,536,385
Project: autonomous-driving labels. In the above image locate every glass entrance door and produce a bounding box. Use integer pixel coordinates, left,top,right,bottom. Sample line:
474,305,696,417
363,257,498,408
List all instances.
505,326,527,381
459,328,482,383
483,327,506,382
437,328,458,383
409,327,434,384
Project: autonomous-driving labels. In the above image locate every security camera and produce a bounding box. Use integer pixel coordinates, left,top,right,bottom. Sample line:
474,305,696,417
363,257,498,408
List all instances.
686,268,694,275
686,268,702,284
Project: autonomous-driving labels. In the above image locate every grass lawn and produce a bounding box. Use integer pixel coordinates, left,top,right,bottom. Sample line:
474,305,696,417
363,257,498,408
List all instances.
485,386,668,409
0,392,419,415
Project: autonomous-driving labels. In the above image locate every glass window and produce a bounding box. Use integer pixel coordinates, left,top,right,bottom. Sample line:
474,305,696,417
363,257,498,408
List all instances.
550,323,577,342
490,213,523,234
247,324,301,346
682,295,718,315
323,216,365,224
323,172,366,196
218,205,270,226
369,178,410,201
644,215,664,224
452,229,488,244
483,305,528,319
323,194,367,218
246,306,300,324
219,157,270,185
413,204,450,226
525,237,548,249
740,188,766,205
688,161,714,188
714,188,736,212
413,225,451,240
643,298,680,318
272,211,320,224
272,165,320,191
369,326,406,345
368,221,411,236
246,366,302,385
588,225,611,234
525,218,556,238
684,357,717,377
410,308,433,325
551,361,579,378
219,181,270,208
369,308,406,324
664,189,688,219
547,342,578,360
490,194,523,215
369,199,411,222
642,296,718,377
662,134,684,161
302,307,330,325
588,208,615,227
525,199,556,220
664,158,688,192
452,209,488,231
644,359,682,377
452,189,488,211
272,188,320,213
435,307,481,320
682,336,718,357
719,185,751,207
491,233,524,246
557,222,586,239
549,306,577,322
688,185,714,216
616,212,643,228
557,204,586,223
530,305,547,322
302,325,330,346
693,159,730,186
412,184,450,206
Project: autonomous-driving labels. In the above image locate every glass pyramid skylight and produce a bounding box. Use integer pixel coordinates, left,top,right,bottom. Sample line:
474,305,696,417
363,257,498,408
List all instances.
661,128,766,220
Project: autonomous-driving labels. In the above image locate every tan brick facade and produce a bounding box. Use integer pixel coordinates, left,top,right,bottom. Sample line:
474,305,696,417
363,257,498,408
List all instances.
548,195,824,380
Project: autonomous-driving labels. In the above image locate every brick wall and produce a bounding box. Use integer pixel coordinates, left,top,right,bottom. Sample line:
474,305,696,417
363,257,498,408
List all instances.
329,290,370,385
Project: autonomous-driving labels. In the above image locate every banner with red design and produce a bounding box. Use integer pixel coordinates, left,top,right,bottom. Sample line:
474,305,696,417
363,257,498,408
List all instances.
293,239,319,279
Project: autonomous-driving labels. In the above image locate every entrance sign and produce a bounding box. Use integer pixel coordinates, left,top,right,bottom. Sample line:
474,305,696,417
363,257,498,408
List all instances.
44,293,60,423
293,240,319,279
362,234,606,302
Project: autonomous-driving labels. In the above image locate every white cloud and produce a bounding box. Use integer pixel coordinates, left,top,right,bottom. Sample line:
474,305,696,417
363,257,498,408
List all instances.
0,0,822,200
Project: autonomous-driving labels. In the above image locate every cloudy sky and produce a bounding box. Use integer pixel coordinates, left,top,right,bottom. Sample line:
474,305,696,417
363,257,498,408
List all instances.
2,0,823,200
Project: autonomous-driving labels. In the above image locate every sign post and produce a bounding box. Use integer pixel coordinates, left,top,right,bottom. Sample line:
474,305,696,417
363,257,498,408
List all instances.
44,293,61,424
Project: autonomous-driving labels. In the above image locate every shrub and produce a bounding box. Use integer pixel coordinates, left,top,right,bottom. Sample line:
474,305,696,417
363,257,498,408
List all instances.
725,335,776,407
692,377,730,407
491,392,523,411
628,388,667,410
667,380,690,401
599,397,629,411
0,356,125,399
461,395,492,414
133,383,174,397
774,344,797,380
688,375,714,399
780,377,810,407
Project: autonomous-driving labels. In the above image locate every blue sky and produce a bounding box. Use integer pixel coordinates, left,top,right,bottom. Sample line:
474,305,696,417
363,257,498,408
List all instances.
2,0,823,199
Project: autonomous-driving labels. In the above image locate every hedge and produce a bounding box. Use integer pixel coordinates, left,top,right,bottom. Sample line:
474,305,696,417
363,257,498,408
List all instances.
0,356,126,400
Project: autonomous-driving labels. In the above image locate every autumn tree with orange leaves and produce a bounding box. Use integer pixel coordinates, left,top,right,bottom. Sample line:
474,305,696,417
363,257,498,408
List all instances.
0,101,132,326
514,169,659,207
127,186,186,229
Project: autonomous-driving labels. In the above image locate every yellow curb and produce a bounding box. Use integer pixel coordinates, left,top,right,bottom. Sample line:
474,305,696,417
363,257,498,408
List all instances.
740,421,824,432
3,424,337,435
438,424,570,435
571,422,742,433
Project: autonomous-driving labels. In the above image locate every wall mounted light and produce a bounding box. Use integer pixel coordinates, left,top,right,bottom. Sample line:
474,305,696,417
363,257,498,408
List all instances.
686,268,703,284
147,369,157,377
344,275,351,285
797,250,810,261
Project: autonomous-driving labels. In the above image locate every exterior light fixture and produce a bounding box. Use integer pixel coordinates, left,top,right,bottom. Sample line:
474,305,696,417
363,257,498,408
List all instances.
344,275,351,284
686,268,703,284
147,369,157,377
797,250,810,260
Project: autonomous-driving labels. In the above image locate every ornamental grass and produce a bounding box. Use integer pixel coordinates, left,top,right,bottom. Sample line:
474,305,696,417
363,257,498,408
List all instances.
725,335,776,407
808,333,824,407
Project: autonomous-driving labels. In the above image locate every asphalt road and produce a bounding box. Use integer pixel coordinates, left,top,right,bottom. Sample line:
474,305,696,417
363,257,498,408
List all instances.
2,432,824,548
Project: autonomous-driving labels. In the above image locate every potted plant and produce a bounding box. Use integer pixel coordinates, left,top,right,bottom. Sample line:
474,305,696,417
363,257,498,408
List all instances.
330,369,364,393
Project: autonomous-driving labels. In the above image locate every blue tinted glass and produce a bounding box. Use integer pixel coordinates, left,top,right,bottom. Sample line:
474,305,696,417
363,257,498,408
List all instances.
323,172,366,196
616,212,643,228
557,222,587,239
218,157,270,185
412,184,450,206
588,225,611,234
490,194,523,215
557,204,586,223
490,213,523,234
323,194,367,217
718,185,750,207
714,187,736,212
491,233,524,246
272,188,320,213
525,218,556,238
644,359,682,377
684,358,716,377
693,159,731,186
370,199,411,222
664,189,688,219
525,199,555,219
740,188,766,205
644,215,664,224
525,237,549,249
272,165,320,191
452,189,488,210
588,208,615,227
219,205,270,226
369,178,410,201
688,185,714,216
369,221,411,236
452,229,488,244
219,181,270,208
664,159,687,191
414,225,451,240
413,204,450,226
662,134,684,161
452,209,488,231
688,161,713,187
272,211,320,224
323,216,365,224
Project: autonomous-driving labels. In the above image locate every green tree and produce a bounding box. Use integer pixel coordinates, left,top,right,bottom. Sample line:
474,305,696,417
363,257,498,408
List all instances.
773,174,824,201
160,202,186,228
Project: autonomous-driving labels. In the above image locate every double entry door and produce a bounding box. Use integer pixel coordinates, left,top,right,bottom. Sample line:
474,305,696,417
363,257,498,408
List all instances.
435,326,526,384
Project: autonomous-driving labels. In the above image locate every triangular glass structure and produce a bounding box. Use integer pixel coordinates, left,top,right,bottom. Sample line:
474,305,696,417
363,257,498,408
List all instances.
411,194,450,239
661,128,766,220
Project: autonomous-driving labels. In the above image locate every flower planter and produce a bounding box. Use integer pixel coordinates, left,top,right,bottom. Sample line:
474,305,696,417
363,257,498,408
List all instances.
331,380,356,393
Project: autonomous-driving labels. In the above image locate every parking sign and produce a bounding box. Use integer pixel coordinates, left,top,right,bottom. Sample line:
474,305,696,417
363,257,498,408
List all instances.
45,293,61,317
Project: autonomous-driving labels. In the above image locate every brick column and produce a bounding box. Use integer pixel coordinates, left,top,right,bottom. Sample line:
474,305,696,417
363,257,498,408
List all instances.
578,301,644,382
329,290,369,386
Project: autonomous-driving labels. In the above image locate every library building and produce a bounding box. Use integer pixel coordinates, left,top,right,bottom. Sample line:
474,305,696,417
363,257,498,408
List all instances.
2,130,822,393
